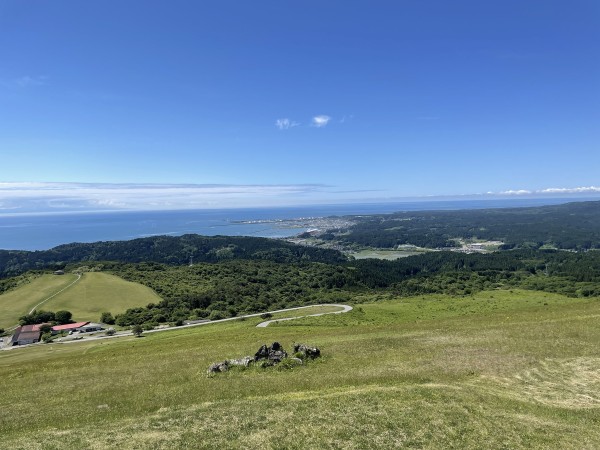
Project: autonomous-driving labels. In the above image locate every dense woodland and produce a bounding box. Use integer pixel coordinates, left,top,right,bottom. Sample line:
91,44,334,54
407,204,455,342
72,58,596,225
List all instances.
0,234,345,279
328,200,600,250
103,249,600,327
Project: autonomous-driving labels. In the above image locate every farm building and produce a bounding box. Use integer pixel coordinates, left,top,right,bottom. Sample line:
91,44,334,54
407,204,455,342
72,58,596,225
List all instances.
10,326,41,346
51,321,89,334
78,323,103,333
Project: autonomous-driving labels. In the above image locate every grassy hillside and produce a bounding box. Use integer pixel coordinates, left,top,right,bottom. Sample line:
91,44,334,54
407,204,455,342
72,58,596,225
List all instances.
0,272,162,328
1,290,598,448
43,272,162,323
0,273,78,329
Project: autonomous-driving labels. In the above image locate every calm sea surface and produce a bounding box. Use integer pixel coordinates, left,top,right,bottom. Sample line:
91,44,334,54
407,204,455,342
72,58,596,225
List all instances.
0,198,585,251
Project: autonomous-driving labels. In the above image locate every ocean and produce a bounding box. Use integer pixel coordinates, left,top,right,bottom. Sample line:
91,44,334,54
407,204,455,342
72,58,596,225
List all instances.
0,198,587,251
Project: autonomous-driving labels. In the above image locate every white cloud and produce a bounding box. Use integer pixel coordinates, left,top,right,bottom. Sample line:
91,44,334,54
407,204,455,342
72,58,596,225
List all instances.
275,118,300,130
499,189,532,195
538,186,600,194
496,186,600,196
0,182,333,214
311,115,331,127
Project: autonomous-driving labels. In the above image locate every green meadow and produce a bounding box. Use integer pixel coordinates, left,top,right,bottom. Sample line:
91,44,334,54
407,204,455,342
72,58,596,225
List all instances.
40,272,162,323
1,289,598,449
0,272,162,328
0,274,78,329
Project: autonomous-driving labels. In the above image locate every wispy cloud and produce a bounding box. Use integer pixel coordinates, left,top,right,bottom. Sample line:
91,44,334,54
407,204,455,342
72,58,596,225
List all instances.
538,186,600,194
275,118,300,130
311,115,331,128
498,186,600,196
0,182,335,214
499,189,532,195
0,75,47,89
16,75,47,87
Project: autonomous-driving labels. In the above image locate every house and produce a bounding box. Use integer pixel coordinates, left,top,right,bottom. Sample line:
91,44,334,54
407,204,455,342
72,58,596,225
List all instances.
51,321,90,334
10,326,41,345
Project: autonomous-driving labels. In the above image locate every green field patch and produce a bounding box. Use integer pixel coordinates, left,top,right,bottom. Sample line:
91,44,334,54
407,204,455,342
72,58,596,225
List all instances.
0,274,79,329
41,272,162,323
352,248,424,260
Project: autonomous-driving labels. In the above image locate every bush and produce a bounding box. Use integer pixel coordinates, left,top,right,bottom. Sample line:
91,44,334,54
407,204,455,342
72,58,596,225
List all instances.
260,313,273,320
105,328,116,336
209,310,226,321
100,312,115,325
55,310,73,325
131,325,143,337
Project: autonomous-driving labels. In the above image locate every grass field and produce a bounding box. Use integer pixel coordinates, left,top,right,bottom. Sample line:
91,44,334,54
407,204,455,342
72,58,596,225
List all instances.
41,272,163,323
0,272,162,329
351,248,424,260
0,274,78,329
0,289,598,449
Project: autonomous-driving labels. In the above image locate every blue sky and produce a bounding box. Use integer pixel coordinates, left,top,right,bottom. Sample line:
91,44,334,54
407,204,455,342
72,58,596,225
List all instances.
0,1,598,211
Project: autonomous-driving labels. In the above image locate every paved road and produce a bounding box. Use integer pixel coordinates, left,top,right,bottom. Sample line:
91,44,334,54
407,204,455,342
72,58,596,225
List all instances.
256,304,353,327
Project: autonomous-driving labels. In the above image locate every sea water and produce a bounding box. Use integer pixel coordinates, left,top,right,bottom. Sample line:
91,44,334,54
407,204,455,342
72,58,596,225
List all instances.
0,198,586,251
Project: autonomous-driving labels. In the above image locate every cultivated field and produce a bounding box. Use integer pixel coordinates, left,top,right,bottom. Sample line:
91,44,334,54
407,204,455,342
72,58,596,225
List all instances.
0,272,162,328
0,290,598,449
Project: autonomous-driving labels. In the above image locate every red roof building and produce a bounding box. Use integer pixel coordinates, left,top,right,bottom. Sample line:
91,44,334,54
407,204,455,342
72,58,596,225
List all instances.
51,321,89,332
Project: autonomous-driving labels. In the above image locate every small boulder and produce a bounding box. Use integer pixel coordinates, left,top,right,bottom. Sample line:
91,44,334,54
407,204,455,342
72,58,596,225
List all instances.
207,361,230,373
293,343,321,359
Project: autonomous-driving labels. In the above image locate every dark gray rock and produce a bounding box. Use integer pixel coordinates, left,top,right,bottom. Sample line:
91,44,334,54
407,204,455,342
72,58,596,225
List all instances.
254,342,288,363
293,343,321,359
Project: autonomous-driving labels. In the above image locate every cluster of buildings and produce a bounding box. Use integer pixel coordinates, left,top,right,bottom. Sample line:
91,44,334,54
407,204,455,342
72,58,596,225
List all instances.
10,321,104,346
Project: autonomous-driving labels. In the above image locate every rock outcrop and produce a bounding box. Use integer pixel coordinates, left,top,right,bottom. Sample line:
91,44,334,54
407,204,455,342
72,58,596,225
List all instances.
207,341,320,374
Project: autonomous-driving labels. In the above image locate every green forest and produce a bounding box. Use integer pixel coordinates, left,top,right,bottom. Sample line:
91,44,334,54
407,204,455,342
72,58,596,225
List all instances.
327,200,600,250
75,248,600,328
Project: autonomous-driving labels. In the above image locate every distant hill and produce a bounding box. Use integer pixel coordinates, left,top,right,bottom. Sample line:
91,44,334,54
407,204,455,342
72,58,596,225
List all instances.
0,234,347,279
329,200,600,250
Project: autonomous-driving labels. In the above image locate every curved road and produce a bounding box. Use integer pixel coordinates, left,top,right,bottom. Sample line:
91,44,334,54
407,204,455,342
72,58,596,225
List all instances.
256,304,353,327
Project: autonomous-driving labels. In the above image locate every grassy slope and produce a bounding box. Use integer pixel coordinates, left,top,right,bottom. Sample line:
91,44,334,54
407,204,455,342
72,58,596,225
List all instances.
43,272,162,322
0,272,162,329
0,290,599,449
0,274,78,329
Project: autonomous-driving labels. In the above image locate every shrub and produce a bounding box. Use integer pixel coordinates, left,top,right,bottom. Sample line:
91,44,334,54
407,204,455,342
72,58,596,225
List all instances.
209,310,226,321
100,312,115,325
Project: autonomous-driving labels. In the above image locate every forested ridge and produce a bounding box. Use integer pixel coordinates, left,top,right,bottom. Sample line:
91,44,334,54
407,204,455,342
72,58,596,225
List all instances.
329,200,600,250
0,234,346,279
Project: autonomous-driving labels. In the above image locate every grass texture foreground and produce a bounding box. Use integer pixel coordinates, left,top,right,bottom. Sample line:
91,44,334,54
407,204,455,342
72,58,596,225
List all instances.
0,289,598,449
